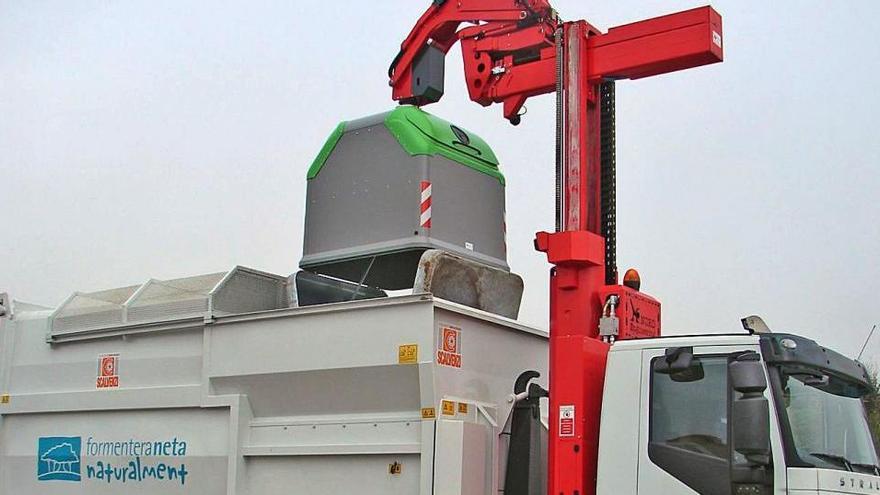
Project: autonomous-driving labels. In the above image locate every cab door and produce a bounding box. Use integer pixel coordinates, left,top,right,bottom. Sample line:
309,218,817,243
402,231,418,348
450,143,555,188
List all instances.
635,344,786,495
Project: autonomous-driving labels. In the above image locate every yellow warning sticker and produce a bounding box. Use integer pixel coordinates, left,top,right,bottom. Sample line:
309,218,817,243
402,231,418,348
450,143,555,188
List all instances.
421,407,436,419
441,400,455,416
0,394,8,404
458,402,468,414
398,344,419,364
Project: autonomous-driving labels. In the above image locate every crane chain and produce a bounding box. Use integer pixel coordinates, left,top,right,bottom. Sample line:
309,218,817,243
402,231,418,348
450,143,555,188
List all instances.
600,81,617,285
554,27,564,232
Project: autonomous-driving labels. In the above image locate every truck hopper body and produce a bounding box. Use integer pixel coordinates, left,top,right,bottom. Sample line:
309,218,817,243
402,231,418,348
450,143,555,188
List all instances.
0,283,547,494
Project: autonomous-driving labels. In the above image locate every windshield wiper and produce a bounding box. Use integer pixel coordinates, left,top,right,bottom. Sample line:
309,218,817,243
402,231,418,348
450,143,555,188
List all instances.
810,452,854,471
810,453,879,474
851,463,880,476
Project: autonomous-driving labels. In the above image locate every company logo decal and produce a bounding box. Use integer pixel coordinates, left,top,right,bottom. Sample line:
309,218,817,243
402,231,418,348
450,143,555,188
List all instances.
38,437,82,481
437,325,462,368
626,297,659,337
840,476,880,491
37,436,189,485
97,353,119,389
450,124,470,145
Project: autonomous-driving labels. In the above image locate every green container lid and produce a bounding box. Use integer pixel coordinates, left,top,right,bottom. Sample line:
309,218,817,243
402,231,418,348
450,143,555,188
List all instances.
307,122,347,180
307,106,504,185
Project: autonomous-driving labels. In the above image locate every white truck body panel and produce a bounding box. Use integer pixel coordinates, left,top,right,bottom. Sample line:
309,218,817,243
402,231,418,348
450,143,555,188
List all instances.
787,467,880,495
0,293,548,495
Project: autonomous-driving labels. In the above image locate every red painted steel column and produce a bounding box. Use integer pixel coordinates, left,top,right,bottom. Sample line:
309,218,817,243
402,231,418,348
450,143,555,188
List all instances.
541,21,610,495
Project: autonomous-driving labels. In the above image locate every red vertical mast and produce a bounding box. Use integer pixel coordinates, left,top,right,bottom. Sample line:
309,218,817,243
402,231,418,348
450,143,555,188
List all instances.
390,3,723,494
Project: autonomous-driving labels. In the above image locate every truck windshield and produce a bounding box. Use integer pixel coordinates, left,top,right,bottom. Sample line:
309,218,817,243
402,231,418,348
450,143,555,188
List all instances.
779,371,879,473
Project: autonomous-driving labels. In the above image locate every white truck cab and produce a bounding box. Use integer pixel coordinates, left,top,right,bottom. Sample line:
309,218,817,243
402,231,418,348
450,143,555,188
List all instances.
597,333,879,495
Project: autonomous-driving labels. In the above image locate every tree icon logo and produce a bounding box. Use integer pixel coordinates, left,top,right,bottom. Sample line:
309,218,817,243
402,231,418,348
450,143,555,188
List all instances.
37,437,81,482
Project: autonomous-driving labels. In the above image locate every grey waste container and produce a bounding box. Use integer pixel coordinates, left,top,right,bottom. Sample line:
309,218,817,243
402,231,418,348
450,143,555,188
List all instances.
300,105,509,290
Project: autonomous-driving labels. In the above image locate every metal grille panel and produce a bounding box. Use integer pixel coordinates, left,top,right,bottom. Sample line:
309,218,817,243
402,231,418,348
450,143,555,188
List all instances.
49,267,287,336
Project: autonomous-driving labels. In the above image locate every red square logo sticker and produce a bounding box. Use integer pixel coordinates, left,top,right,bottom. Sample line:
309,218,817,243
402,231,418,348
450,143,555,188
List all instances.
442,327,459,353
437,325,462,368
97,353,119,389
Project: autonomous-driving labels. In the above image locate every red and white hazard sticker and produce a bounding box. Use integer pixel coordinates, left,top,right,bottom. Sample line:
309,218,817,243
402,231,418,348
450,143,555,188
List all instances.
559,405,575,437
420,181,432,229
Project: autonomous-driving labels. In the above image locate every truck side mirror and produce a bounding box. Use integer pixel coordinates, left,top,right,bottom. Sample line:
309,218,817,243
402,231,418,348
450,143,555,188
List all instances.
654,347,704,382
729,353,771,467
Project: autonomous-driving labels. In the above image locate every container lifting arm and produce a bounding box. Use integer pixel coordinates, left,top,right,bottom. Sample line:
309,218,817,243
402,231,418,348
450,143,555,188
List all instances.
391,3,723,495
388,0,558,124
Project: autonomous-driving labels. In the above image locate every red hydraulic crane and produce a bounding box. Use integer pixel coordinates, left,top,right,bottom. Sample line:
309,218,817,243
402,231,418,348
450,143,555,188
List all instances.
389,2,723,494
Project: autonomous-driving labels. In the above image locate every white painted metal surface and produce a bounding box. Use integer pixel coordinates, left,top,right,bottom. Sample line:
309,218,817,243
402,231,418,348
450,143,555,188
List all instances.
0,282,548,495
787,467,880,495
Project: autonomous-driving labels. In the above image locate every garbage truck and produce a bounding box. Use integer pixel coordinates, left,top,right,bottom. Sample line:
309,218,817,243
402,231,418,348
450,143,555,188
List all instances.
1,1,877,495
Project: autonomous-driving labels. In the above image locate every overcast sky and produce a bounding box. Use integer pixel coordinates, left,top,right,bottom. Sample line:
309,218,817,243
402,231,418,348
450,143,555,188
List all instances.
1,1,878,361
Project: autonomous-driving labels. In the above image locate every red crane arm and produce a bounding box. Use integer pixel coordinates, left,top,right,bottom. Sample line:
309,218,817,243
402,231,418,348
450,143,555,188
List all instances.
390,2,721,124
390,0,555,59
389,0,558,123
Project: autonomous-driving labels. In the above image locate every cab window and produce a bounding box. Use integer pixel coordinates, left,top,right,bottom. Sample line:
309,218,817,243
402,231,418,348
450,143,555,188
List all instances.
649,355,730,495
